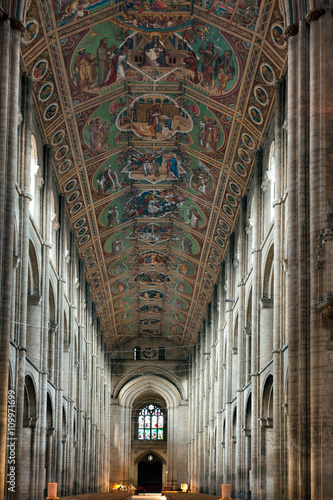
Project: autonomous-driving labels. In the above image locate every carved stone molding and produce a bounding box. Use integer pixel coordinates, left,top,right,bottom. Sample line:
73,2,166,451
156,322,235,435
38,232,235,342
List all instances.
284,23,299,39
23,416,38,428
12,254,21,269
244,326,252,336
10,17,26,34
259,417,273,428
49,322,58,334
305,8,326,24
0,7,7,20
317,293,333,319
259,297,273,309
28,294,42,306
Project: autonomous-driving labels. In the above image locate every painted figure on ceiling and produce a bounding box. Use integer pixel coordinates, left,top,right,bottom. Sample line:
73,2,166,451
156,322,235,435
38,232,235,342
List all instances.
166,156,179,179
94,120,112,152
200,116,220,152
107,206,119,226
74,47,97,92
140,35,169,67
150,0,170,11
89,118,100,154
272,26,285,47
96,166,121,193
186,205,202,228
60,0,90,23
198,42,215,88
134,152,155,176
118,299,127,308
96,38,109,86
182,236,193,254
147,103,174,139
104,46,128,86
33,61,47,80
214,49,235,93
183,50,200,84
112,238,124,253
23,22,38,44
191,167,209,195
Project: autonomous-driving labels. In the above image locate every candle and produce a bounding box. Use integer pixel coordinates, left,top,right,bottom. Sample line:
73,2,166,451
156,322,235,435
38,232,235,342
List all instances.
48,483,57,498
222,484,231,499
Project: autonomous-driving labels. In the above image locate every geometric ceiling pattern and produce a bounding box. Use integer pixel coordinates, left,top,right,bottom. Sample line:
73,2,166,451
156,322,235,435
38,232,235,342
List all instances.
21,0,287,349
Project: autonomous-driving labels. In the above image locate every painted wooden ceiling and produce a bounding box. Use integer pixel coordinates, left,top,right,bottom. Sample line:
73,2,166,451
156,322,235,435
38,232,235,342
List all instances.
22,0,287,349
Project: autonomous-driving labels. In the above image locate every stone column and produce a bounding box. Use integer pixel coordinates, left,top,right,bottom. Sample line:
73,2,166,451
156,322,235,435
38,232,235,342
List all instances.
0,12,24,500
284,15,312,498
250,149,262,499
307,9,333,500
272,77,285,500
37,145,53,499
56,196,66,490
13,73,33,500
215,268,224,495
236,200,246,500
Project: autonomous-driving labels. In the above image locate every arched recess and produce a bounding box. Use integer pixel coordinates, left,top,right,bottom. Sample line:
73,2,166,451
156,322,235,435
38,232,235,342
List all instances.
116,375,184,490
63,312,71,395
22,374,38,500
61,406,68,497
263,244,274,299
119,374,182,408
2,0,29,21
232,315,238,394
260,244,274,365
244,393,252,500
114,367,185,401
260,374,274,500
8,363,14,391
74,334,79,405
24,374,37,420
46,393,55,491
28,240,40,296
11,223,19,341
135,450,166,493
27,240,42,366
245,289,252,383
221,416,226,487
279,0,315,27
48,282,57,382
231,406,237,497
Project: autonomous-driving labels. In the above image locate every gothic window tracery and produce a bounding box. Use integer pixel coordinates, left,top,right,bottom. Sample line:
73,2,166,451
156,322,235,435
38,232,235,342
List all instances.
138,404,164,440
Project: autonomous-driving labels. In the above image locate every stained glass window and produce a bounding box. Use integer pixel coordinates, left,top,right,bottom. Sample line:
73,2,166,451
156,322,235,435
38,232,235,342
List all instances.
138,404,164,440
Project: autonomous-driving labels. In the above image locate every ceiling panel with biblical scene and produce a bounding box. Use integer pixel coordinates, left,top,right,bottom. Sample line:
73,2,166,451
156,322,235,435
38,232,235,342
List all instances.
22,0,287,348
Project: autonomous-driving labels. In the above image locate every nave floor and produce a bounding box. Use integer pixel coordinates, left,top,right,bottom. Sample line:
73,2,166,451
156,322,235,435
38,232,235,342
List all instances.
60,492,239,500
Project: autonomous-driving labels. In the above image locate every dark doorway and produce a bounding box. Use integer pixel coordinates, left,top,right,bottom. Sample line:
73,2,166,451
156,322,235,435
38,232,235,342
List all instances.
138,455,162,493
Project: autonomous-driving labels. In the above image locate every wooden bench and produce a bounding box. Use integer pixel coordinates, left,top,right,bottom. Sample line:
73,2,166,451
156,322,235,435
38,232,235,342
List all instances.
163,493,240,500
60,491,134,500
163,493,219,500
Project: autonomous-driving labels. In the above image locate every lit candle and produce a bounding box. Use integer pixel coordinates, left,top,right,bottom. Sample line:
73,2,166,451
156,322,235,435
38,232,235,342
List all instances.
48,483,57,498
222,484,231,499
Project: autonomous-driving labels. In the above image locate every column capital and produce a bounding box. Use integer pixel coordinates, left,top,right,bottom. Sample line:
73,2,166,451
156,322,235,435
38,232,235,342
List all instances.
0,11,25,34
305,8,326,24
273,78,284,91
254,146,263,160
283,23,299,39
